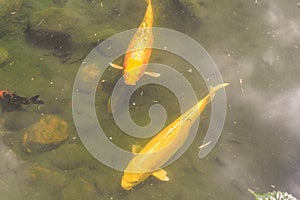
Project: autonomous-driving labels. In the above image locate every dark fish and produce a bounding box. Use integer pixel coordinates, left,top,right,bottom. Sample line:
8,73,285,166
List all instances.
0,90,44,112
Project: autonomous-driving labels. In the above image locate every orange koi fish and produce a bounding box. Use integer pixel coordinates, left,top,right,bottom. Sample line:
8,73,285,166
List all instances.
121,83,229,190
110,0,159,85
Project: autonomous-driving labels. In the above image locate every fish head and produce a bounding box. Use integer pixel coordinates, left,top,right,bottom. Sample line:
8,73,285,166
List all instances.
121,171,149,190
123,58,145,85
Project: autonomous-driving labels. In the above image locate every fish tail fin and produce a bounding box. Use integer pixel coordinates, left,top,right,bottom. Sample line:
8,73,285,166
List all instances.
29,95,44,105
146,0,151,5
209,83,229,96
206,83,229,102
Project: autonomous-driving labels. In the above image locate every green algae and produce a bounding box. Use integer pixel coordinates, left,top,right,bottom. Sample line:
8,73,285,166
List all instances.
0,47,8,65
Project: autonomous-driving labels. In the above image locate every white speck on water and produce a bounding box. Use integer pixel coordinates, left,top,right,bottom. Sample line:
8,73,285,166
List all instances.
239,78,243,85
132,102,136,106
72,137,77,140
50,81,54,85
109,137,113,140
187,68,192,72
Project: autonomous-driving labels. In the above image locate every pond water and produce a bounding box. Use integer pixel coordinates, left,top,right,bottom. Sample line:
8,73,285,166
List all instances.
0,0,299,199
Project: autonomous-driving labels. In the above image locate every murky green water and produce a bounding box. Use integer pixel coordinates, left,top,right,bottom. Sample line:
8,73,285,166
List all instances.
0,0,299,199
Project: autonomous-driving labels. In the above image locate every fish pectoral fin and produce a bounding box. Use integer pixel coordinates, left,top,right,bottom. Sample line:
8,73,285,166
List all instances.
152,169,169,181
144,71,160,78
110,63,123,70
132,144,142,154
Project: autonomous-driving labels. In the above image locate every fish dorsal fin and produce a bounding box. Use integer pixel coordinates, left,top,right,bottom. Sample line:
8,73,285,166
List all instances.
132,144,142,154
152,169,169,181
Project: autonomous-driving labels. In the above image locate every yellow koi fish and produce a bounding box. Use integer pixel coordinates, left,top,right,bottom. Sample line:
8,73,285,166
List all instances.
121,83,229,190
110,0,159,85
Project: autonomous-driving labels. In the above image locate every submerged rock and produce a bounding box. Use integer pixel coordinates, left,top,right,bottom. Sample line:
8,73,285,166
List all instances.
0,48,8,66
176,0,207,17
162,0,205,31
50,143,91,170
52,0,67,6
22,115,69,153
0,0,23,17
25,7,118,61
29,165,66,188
0,0,24,39
60,178,98,200
25,7,80,59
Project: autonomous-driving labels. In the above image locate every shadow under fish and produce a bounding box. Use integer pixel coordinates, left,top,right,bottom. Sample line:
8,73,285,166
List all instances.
107,82,136,114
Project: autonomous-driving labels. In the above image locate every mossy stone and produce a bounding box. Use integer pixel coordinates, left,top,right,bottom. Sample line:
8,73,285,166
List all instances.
26,7,118,53
25,7,80,58
22,115,69,153
50,143,90,170
29,165,66,188
60,178,98,200
0,0,23,17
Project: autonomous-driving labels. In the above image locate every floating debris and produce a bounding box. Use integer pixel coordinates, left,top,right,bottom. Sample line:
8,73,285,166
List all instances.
198,141,211,149
248,189,298,200
239,78,244,93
